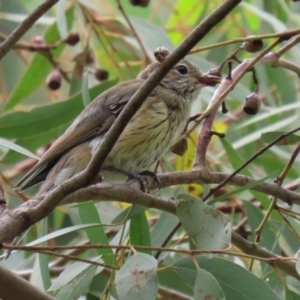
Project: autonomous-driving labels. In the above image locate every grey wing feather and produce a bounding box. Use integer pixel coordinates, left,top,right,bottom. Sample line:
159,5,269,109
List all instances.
14,79,144,191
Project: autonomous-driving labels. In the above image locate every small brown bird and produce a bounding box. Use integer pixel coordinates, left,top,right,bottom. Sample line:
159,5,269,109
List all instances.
15,60,220,193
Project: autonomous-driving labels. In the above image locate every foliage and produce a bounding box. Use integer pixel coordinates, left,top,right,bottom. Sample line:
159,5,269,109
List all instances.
1,0,300,299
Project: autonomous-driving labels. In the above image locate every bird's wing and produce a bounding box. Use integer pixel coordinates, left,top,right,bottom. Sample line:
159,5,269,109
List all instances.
15,79,144,191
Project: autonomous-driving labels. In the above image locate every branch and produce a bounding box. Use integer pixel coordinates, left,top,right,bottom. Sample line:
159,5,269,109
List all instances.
0,0,59,60
0,264,55,300
2,185,299,280
1,168,300,243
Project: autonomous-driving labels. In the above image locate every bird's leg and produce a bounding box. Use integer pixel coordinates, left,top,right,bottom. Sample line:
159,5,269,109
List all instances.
103,167,161,192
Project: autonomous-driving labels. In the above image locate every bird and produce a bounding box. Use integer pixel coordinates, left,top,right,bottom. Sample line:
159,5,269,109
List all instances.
14,59,220,194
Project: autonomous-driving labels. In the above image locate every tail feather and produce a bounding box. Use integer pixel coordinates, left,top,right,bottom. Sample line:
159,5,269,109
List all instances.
14,161,54,192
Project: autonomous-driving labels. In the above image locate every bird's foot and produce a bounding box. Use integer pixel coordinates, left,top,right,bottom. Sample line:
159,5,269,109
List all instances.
139,170,161,191
104,167,160,192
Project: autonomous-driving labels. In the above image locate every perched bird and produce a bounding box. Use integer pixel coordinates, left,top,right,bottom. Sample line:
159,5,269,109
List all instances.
14,59,220,194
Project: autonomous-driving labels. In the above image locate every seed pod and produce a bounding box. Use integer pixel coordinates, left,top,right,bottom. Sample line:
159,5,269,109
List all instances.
170,138,188,156
207,65,222,79
241,39,263,53
154,47,170,63
64,32,80,46
243,92,261,115
46,69,62,90
93,69,109,81
129,0,150,7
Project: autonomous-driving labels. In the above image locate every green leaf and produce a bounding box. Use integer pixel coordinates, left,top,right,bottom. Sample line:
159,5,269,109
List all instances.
4,6,75,110
0,137,39,160
112,205,147,224
77,201,115,266
287,277,300,295
38,218,53,295
0,79,117,140
55,265,96,300
0,127,61,164
150,211,179,261
232,116,298,149
193,269,225,300
286,288,300,300
49,258,104,291
177,194,231,250
26,223,106,246
243,200,280,253
220,137,252,177
150,211,179,247
124,18,174,59
159,256,281,300
271,220,299,256
130,212,152,255
115,253,158,300
261,131,300,145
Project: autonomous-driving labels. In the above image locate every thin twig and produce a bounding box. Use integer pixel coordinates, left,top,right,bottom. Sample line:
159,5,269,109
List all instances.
189,28,300,54
202,127,300,201
116,0,151,66
2,243,297,265
0,0,59,60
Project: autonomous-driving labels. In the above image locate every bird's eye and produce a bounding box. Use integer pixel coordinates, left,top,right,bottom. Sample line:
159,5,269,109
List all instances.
175,65,188,75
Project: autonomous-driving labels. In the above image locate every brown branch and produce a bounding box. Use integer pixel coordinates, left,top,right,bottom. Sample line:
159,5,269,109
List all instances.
0,0,59,60
1,168,300,244
0,264,55,300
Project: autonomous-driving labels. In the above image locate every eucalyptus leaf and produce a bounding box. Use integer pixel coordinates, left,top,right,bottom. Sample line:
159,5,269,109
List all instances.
49,258,104,291
0,137,39,160
177,194,231,250
193,269,225,300
115,253,158,300
163,256,281,300
55,265,96,300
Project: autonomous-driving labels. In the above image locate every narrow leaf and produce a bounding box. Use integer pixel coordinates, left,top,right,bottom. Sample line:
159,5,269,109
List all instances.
130,212,152,255
78,202,116,266
0,137,39,160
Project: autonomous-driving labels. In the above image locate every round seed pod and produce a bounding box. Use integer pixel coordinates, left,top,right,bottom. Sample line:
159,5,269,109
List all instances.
154,47,170,62
129,0,150,7
46,69,62,90
243,92,261,115
93,69,109,81
64,32,80,46
241,39,263,53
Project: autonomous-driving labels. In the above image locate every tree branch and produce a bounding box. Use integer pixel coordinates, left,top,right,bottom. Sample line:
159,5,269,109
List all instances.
0,0,59,60
0,264,55,300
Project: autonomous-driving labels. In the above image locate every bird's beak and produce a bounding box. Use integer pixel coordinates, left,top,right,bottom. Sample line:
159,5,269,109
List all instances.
197,74,221,86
